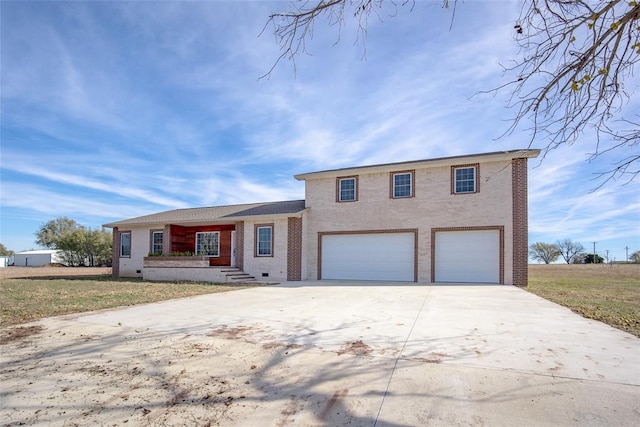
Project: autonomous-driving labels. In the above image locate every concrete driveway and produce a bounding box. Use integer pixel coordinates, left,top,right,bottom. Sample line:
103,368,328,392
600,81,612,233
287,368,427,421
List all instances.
2,282,639,426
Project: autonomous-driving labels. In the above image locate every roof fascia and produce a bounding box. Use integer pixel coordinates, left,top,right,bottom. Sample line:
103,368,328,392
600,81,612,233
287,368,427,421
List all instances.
294,149,540,181
103,218,239,229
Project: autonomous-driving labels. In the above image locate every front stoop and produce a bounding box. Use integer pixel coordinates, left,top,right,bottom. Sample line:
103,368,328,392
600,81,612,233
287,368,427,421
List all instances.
221,268,256,282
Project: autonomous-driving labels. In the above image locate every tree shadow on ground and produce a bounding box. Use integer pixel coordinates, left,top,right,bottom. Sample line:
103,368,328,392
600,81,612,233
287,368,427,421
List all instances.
0,313,564,427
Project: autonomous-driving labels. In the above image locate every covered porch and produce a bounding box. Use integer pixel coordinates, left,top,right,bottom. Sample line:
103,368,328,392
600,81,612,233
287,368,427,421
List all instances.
161,223,238,267
143,222,253,282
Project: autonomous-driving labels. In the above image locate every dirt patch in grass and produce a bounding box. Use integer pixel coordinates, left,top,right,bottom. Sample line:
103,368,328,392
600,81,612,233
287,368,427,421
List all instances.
528,264,640,337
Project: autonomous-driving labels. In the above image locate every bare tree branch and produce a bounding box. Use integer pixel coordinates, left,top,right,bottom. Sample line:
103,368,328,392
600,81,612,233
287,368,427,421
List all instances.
263,0,640,185
260,0,421,79
497,1,639,171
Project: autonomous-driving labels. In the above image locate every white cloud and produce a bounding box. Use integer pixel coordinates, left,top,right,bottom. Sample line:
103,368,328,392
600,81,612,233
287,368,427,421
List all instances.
2,157,188,208
0,183,151,221
1,0,637,260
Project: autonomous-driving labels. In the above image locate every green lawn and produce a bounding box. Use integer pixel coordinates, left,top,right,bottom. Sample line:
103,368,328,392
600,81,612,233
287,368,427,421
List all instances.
0,275,262,327
527,264,640,337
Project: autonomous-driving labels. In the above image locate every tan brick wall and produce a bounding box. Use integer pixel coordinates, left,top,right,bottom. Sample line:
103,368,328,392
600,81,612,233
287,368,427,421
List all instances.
243,218,289,281
117,228,147,278
143,257,209,268
303,160,515,283
143,267,230,283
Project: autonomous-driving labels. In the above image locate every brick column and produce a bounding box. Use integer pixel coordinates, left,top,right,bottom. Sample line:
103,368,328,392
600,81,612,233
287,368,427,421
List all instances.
112,227,120,278
287,217,303,281
512,158,529,286
163,224,171,255
235,221,244,270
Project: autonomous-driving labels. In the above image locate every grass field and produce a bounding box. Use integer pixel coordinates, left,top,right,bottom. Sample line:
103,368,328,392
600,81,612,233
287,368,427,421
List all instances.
527,263,640,337
1,265,639,337
0,267,263,327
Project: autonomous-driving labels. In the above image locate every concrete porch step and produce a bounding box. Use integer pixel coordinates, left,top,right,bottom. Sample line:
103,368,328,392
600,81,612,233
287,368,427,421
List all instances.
229,275,256,281
222,268,256,282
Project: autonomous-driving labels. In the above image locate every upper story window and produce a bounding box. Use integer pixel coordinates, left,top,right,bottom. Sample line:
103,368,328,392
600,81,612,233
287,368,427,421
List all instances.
255,225,273,257
150,230,163,255
196,231,220,257
120,232,131,257
391,171,414,198
452,164,479,194
337,176,357,202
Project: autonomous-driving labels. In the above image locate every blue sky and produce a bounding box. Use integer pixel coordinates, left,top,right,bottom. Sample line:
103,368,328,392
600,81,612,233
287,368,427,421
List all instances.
1,1,638,262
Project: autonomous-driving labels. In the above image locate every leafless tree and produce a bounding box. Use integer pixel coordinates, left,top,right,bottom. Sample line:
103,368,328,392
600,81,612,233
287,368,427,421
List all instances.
556,238,585,264
529,242,561,264
263,0,640,185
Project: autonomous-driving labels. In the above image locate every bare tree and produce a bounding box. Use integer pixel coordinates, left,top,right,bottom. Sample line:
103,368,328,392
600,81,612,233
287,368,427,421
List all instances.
556,238,585,264
501,0,640,186
529,242,561,264
264,0,640,184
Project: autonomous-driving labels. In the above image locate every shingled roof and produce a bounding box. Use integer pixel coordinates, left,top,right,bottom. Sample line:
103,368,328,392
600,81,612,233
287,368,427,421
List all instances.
103,200,306,228
224,200,306,217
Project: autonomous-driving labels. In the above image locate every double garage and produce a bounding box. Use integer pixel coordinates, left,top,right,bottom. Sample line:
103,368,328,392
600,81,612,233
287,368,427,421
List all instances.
319,228,503,284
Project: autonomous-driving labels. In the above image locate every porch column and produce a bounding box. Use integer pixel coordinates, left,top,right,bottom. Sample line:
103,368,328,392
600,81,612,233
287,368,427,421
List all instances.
112,227,120,278
163,224,171,255
235,221,244,270
512,157,529,287
287,217,303,281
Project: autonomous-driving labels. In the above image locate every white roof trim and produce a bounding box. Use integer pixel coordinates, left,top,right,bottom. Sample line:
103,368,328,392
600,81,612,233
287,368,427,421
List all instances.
294,149,540,181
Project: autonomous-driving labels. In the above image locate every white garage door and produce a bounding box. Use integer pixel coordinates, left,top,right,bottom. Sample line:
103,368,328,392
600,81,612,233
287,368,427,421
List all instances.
435,230,500,283
321,233,415,281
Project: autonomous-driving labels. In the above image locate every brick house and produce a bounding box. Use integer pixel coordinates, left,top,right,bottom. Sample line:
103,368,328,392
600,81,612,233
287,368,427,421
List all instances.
104,149,539,285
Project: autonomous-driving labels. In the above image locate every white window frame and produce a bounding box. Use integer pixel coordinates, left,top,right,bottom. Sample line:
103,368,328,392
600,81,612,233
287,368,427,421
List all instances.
453,165,478,194
255,225,273,257
151,231,163,255
120,232,131,257
337,177,357,202
195,231,220,257
392,171,413,198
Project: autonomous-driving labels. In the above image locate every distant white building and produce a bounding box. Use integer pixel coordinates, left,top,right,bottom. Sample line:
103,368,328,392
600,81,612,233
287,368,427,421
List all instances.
13,250,63,267
0,256,13,268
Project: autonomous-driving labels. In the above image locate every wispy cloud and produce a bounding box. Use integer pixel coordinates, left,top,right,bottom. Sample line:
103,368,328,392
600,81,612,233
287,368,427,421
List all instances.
0,183,150,221
1,0,637,260
2,155,188,208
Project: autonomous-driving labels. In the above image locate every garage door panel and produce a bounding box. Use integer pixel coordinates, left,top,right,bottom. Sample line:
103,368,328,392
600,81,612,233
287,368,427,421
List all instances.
435,230,500,283
321,233,415,281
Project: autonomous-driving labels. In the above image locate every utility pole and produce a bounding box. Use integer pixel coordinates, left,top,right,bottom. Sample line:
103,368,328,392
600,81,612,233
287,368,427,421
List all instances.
625,246,630,262
592,242,597,264
605,250,610,263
